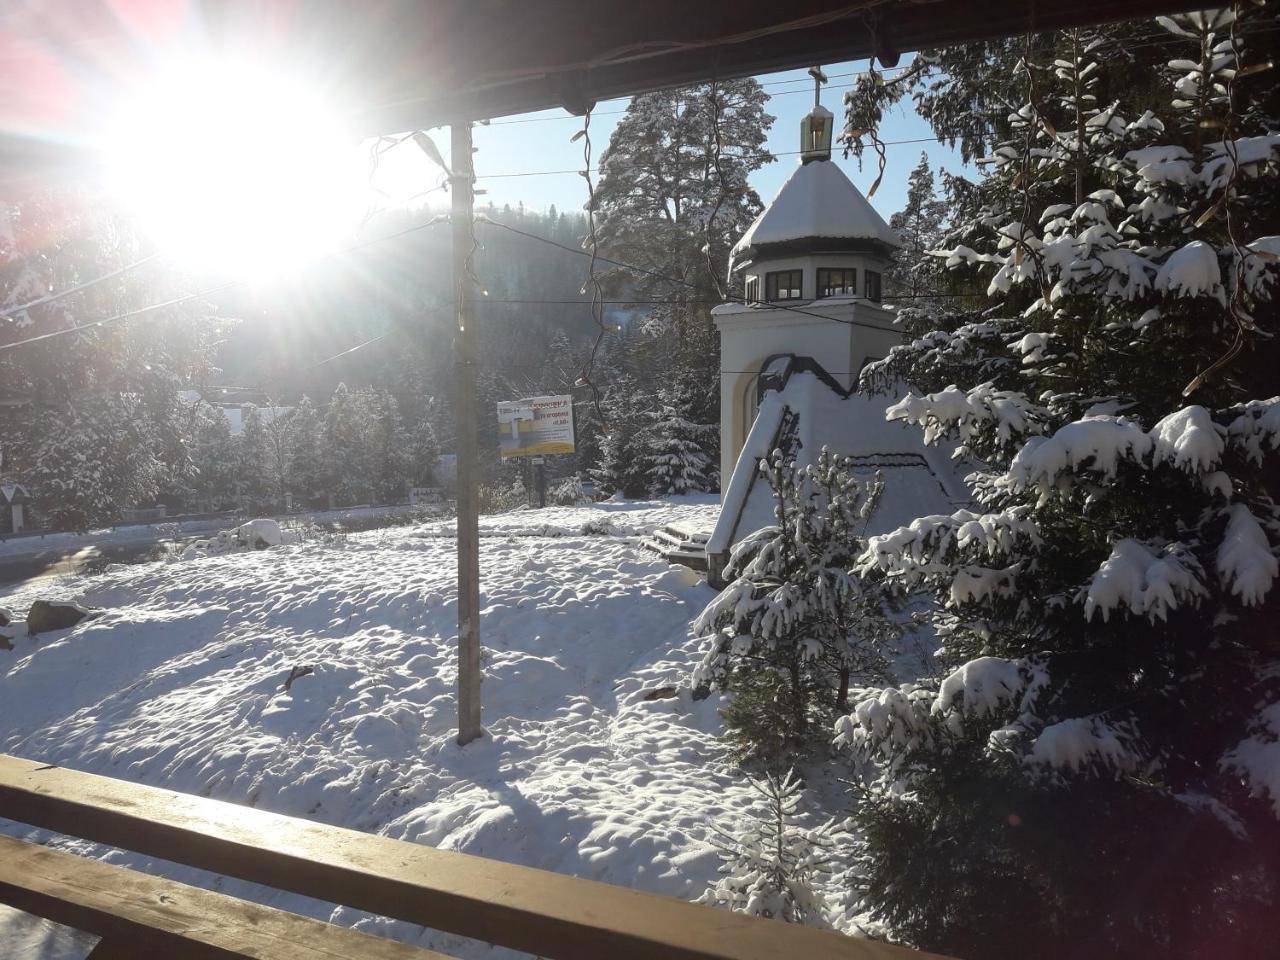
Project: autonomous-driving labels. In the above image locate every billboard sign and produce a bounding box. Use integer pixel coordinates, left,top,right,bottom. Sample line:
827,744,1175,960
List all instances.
497,395,575,458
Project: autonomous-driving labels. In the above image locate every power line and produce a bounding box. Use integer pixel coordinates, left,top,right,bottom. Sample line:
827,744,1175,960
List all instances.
474,136,946,181
0,219,449,355
475,217,951,333
2,252,161,325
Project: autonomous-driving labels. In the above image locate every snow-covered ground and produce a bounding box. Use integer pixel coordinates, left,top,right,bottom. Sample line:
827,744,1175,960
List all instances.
0,502,442,562
0,495,833,958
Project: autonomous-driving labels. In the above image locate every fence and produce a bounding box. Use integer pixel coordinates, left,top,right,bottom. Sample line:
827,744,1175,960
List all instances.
0,754,948,960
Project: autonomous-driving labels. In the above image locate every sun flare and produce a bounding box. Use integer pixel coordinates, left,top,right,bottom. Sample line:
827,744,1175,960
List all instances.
107,59,366,276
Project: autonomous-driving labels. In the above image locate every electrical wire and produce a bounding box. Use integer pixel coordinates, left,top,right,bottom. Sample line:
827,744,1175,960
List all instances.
0,218,450,355
1,252,161,325
475,217,967,332
473,136,947,181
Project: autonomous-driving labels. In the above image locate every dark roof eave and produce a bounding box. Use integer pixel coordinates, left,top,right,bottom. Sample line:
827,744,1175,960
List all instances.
732,235,898,269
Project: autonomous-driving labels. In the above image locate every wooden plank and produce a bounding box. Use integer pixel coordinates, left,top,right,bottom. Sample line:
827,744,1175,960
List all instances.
0,835,451,960
0,755,947,960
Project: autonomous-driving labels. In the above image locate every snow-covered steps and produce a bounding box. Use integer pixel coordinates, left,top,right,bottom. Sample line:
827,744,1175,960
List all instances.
641,522,711,572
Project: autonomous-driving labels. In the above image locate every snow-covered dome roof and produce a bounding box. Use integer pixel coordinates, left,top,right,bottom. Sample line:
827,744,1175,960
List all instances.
732,159,900,263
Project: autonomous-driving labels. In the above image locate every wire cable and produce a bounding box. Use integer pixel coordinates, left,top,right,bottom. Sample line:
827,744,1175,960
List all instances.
0,218,450,355
2,252,161,325
475,217,964,332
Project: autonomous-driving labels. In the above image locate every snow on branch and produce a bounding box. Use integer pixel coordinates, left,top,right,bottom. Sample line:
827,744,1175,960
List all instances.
1241,237,1280,300
1025,715,1144,777
1216,504,1279,606
1149,405,1226,474
1006,416,1152,500
859,507,1040,581
1154,240,1225,303
932,656,1047,722
1221,702,1280,817
887,382,1048,450
1082,539,1207,623
1226,397,1280,465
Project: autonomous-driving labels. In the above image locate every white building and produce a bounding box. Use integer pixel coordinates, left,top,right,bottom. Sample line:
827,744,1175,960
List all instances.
701,97,969,584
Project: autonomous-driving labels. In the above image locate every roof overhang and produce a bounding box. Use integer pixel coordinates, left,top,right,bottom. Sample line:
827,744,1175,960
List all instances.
733,236,899,270
0,0,1208,192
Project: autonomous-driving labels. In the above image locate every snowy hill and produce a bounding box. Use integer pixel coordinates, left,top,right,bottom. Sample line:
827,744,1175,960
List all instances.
0,496,847,958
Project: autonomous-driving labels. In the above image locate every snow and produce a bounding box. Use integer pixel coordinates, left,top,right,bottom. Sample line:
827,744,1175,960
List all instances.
1216,504,1278,606
887,382,1046,447
731,159,900,262
1221,702,1280,816
1007,416,1152,498
1082,538,1206,623
1149,405,1225,473
707,371,968,559
933,656,1027,718
1226,396,1280,464
1025,716,1141,775
1154,240,1224,302
1240,236,1280,300
0,497,769,958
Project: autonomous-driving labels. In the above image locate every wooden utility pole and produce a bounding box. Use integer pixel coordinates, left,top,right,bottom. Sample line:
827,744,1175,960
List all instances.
451,121,482,745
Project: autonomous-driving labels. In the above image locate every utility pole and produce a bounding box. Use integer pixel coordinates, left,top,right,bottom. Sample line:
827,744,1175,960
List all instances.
451,121,482,745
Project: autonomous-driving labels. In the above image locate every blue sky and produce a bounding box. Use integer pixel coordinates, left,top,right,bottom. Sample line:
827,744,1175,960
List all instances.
373,58,968,226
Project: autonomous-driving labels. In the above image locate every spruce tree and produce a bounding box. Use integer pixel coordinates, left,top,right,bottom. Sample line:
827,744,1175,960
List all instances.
286,395,325,506
237,404,270,508
694,449,898,763
699,770,838,926
887,153,949,304
591,79,775,437
323,383,377,505
839,10,1280,957
188,402,237,511
645,376,718,495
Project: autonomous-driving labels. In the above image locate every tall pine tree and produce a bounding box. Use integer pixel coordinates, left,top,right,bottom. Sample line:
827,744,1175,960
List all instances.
839,10,1280,957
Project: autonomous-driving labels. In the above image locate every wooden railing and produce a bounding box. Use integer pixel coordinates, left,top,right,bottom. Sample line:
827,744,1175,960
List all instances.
0,754,947,959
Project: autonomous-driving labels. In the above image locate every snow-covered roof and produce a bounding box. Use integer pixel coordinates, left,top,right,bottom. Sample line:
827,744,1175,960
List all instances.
708,362,970,557
732,159,900,260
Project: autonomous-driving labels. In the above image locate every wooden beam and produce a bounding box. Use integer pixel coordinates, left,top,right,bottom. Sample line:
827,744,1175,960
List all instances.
0,834,450,960
0,755,947,960
353,0,1211,133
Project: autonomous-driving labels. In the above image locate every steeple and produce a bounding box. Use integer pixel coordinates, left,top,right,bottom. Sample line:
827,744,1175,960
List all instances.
800,66,832,163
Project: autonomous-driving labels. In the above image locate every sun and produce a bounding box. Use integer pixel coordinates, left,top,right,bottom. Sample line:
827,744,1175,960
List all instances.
107,58,366,277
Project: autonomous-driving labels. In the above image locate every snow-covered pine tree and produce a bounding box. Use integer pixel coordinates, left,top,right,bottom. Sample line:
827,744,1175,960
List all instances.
888,153,950,303
645,375,718,495
237,404,270,508
591,375,649,498
323,382,377,505
2,196,221,525
645,403,716,495
188,402,237,511
363,386,412,503
285,395,325,507
839,9,1280,957
31,395,163,529
699,769,838,926
693,449,898,762
260,400,292,507
591,80,774,437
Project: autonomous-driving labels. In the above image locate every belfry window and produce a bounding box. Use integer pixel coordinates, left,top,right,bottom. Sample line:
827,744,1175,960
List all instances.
817,268,857,297
765,270,803,301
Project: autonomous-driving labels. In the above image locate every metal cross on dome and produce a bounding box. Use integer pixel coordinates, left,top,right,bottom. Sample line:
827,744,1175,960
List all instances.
808,65,828,108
